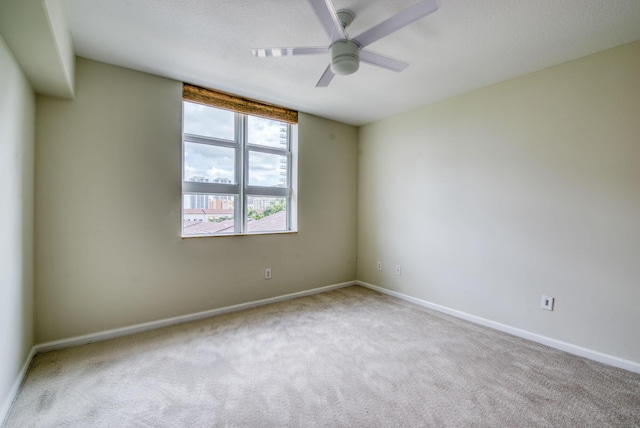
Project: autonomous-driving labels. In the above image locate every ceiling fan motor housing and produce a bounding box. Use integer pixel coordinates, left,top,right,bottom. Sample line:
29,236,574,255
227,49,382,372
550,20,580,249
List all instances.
330,40,360,75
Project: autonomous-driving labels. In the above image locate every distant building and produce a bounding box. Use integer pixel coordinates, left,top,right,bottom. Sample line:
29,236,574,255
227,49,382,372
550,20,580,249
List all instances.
279,124,287,186
248,197,285,213
186,176,232,209
188,176,210,209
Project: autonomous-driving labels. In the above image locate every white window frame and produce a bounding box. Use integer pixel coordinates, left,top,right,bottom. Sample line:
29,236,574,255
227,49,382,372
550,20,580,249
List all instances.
182,104,297,237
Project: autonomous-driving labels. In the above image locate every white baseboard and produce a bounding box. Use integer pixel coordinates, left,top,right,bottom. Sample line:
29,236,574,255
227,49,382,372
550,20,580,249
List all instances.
6,278,635,425
35,281,356,353
357,281,640,374
1,346,36,426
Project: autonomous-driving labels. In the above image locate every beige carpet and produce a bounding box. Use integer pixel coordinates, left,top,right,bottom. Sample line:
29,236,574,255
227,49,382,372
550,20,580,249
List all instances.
4,286,640,427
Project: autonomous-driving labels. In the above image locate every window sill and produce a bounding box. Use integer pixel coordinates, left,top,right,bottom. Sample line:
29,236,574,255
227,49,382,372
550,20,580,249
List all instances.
181,230,298,239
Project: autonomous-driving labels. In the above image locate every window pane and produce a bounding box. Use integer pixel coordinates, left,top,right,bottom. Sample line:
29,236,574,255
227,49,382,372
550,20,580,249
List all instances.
183,101,235,140
247,116,288,149
247,197,287,233
248,151,287,187
183,194,235,235
184,142,235,184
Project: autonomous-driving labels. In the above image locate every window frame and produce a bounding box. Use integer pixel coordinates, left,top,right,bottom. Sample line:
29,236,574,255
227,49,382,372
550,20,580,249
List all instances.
182,100,297,237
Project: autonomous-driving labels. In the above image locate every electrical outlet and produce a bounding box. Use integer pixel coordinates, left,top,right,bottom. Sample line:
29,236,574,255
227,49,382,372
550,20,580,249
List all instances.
541,295,554,311
395,265,401,276
377,261,382,271
265,268,272,280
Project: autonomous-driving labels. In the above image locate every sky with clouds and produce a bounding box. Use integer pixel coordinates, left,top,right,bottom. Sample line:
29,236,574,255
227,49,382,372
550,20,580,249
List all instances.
183,102,287,186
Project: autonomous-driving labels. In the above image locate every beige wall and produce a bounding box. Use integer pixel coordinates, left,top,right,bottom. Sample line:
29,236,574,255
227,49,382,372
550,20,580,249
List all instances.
357,41,640,363
0,35,35,412
28,38,640,364
0,0,75,98
35,58,358,343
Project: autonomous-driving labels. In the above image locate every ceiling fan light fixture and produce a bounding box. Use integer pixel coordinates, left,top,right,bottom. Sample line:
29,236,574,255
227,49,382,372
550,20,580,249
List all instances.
252,0,441,86
330,40,359,76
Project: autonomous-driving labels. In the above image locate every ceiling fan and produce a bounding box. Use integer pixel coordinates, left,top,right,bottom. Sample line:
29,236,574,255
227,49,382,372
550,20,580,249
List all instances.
252,0,440,87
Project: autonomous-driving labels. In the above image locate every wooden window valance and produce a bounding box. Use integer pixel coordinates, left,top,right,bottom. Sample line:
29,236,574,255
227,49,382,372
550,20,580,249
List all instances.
183,84,298,124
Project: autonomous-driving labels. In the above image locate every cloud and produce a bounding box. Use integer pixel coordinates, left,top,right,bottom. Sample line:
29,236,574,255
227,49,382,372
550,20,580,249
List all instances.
205,166,233,181
183,102,288,187
248,152,286,186
183,102,234,140
184,142,234,181
248,117,286,149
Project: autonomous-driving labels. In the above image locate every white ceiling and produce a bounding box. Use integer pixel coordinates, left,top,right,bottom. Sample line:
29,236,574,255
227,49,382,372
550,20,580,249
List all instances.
64,0,640,126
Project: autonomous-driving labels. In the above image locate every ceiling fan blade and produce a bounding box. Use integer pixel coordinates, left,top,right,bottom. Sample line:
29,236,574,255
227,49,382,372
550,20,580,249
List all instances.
306,0,346,43
316,65,335,87
252,47,329,57
359,50,409,72
353,0,440,48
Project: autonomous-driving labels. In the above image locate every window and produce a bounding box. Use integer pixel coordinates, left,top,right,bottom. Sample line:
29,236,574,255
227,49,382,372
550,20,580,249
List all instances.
182,85,297,237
